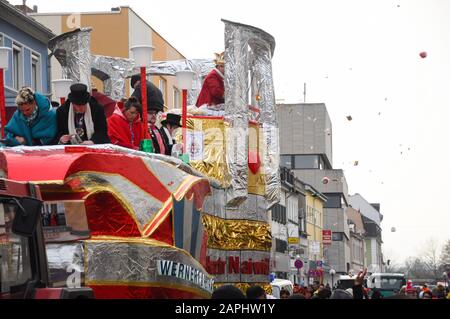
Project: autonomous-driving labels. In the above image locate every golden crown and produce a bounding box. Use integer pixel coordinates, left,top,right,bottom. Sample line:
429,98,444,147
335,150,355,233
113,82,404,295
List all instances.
214,52,225,66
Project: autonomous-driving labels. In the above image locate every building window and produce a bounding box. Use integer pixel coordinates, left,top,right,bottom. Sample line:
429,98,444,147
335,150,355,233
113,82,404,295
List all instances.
31,53,40,92
332,232,343,241
298,207,306,233
280,155,293,169
306,207,321,227
159,78,166,103
12,44,23,91
324,193,342,208
173,87,180,108
272,203,286,225
306,206,311,223
316,211,321,228
294,155,319,169
287,198,298,222
275,238,287,253
319,156,325,169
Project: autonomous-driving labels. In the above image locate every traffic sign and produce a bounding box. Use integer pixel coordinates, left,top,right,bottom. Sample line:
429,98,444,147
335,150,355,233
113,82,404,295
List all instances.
294,259,303,269
323,230,332,245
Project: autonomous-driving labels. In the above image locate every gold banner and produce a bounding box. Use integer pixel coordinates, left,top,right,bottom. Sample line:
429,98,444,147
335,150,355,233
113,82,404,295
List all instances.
202,214,271,251
175,118,231,188
175,118,268,195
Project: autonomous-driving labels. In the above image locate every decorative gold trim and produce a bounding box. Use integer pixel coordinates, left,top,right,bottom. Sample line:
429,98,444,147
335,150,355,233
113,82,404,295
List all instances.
67,170,162,202
66,170,208,238
142,197,173,237
31,180,65,185
66,170,171,235
202,214,271,251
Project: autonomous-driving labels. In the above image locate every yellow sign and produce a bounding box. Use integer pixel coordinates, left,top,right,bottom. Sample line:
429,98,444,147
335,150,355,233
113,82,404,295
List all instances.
288,237,299,244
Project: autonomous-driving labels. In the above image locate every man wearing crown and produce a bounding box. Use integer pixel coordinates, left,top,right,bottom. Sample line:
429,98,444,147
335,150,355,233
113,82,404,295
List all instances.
195,52,225,107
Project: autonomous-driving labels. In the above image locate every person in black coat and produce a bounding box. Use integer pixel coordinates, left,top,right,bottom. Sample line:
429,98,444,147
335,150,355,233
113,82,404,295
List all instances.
56,83,110,145
160,113,181,156
147,107,168,155
130,74,165,113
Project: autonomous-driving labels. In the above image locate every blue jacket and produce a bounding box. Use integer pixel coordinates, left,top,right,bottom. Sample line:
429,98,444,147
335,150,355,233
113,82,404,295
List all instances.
4,93,57,146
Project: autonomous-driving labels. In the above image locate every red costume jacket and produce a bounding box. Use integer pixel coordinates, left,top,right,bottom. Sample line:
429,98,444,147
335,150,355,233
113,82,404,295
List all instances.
107,105,143,150
195,69,224,107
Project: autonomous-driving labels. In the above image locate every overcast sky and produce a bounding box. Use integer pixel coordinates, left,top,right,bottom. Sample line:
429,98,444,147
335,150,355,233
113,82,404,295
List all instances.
10,0,450,264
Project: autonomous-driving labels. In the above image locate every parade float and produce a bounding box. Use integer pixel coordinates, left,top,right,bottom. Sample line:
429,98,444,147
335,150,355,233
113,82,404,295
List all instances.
0,19,279,298
0,145,213,298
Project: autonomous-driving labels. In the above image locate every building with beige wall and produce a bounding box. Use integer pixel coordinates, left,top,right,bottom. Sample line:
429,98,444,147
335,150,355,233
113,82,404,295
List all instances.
304,183,327,283
31,6,185,109
346,206,366,272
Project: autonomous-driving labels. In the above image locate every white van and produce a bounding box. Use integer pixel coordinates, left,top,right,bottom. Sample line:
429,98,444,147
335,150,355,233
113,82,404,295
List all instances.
335,275,356,290
366,273,406,297
270,279,294,299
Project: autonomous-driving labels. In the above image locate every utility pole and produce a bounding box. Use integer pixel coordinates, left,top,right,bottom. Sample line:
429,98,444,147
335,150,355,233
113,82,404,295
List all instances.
303,83,306,103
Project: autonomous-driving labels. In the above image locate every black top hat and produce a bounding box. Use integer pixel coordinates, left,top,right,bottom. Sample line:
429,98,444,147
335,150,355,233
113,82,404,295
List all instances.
68,83,90,105
130,74,141,88
51,101,60,108
161,113,181,127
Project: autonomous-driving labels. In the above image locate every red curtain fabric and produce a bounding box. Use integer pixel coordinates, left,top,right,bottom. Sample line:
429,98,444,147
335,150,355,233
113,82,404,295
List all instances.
85,192,141,237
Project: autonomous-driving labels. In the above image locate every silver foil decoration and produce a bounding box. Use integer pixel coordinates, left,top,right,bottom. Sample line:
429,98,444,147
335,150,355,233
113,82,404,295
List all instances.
225,194,267,222
128,59,216,106
202,186,267,222
223,20,249,207
48,29,217,106
48,28,92,90
85,240,214,294
46,243,85,288
91,55,135,101
222,19,280,208
262,124,280,208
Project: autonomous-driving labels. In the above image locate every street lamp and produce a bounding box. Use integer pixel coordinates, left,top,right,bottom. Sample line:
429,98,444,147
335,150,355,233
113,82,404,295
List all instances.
330,268,336,289
444,272,449,290
130,45,154,139
0,47,12,138
52,79,73,106
175,69,195,154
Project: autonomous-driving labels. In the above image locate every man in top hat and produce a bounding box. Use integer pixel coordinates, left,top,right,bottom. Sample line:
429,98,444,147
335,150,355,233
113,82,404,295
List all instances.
160,112,181,156
130,74,165,113
147,105,168,155
195,52,225,107
56,83,110,145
